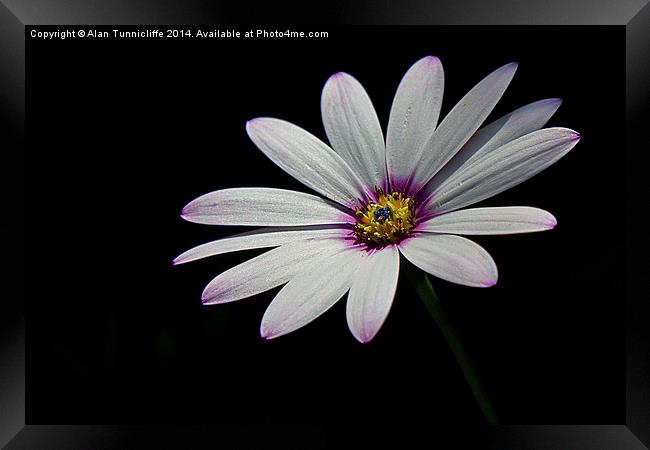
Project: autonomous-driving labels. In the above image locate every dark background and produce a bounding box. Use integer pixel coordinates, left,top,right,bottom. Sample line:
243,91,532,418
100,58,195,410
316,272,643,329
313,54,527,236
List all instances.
26,26,624,424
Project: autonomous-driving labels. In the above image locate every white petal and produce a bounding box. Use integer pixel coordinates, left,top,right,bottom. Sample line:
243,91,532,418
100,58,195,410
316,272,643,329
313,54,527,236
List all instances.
419,207,556,235
174,226,349,265
412,62,518,189
424,128,580,215
181,187,352,226
261,248,365,339
346,245,400,343
419,98,562,201
321,72,387,191
399,234,498,288
246,118,367,207
386,56,444,190
201,238,351,305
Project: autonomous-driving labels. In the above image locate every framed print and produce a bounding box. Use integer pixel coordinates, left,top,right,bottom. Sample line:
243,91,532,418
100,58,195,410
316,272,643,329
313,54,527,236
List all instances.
1,1,648,449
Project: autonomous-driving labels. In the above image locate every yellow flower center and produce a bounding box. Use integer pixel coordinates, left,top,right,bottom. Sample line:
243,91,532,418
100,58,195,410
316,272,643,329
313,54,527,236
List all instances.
353,188,417,248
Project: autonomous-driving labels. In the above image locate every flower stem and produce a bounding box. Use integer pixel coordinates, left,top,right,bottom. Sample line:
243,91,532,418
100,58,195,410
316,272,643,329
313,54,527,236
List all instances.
402,260,499,425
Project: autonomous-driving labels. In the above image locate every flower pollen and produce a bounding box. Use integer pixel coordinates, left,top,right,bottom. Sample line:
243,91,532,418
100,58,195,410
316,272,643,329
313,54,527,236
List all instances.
354,188,416,248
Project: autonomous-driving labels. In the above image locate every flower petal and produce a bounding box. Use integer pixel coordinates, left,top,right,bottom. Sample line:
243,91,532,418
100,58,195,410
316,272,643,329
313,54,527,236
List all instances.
181,187,352,226
346,245,400,343
399,234,497,287
386,56,444,190
419,98,562,202
174,225,349,265
424,127,580,215
412,62,518,190
321,72,387,192
419,207,556,235
246,118,367,207
261,248,365,339
201,238,351,305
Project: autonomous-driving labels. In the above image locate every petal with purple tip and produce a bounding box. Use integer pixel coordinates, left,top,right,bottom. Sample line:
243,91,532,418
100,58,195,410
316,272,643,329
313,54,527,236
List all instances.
322,72,387,192
386,56,444,190
181,187,352,227
174,225,349,265
419,207,556,235
346,245,400,343
399,234,498,288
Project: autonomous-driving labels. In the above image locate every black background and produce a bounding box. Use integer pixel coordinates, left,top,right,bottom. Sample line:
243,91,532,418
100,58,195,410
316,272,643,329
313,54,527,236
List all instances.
26,26,624,424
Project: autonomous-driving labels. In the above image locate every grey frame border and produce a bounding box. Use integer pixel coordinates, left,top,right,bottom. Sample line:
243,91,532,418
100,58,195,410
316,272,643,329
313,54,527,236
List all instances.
1,1,648,448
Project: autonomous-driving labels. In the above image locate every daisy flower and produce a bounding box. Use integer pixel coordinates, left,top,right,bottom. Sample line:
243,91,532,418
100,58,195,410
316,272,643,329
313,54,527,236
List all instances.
175,56,580,343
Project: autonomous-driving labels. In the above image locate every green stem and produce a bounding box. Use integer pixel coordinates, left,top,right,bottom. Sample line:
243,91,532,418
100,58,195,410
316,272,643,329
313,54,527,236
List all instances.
402,259,499,425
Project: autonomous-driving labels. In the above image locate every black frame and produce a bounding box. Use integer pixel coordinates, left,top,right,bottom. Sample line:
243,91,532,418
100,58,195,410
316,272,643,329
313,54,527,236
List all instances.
1,1,648,448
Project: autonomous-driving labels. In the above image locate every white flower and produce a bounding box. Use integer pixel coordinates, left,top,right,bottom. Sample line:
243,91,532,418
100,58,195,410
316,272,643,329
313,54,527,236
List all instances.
175,56,580,343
